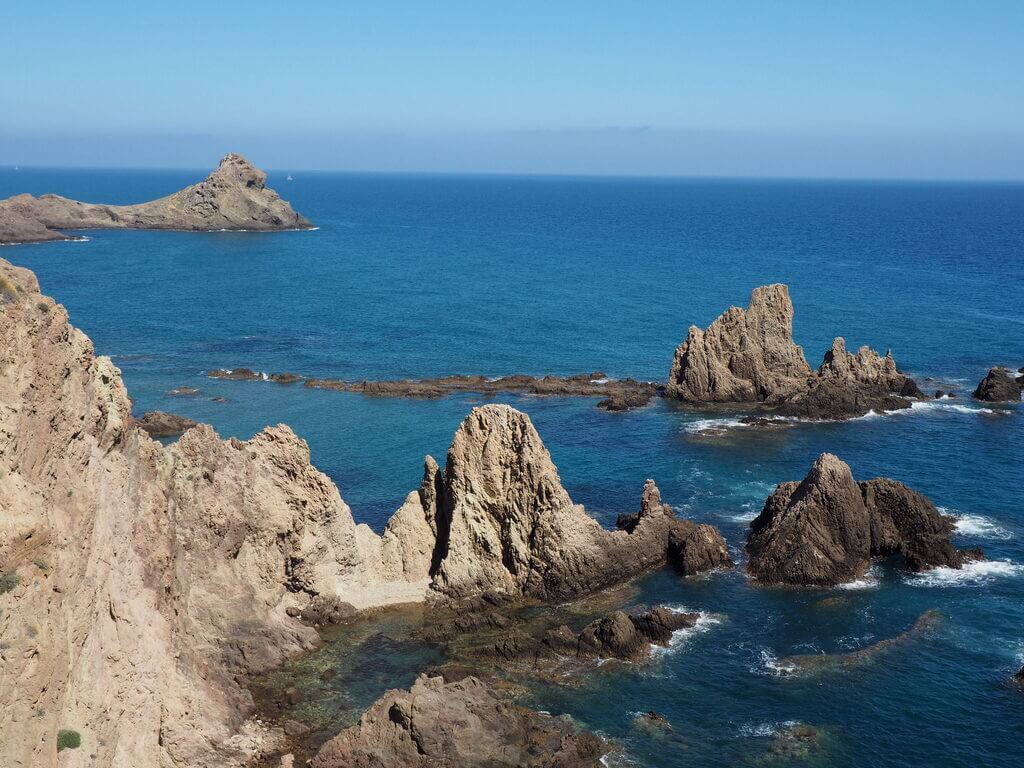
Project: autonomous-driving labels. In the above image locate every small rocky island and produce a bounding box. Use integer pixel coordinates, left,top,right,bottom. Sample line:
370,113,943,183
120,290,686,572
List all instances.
746,453,981,586
972,367,1023,402
666,284,923,419
0,153,311,244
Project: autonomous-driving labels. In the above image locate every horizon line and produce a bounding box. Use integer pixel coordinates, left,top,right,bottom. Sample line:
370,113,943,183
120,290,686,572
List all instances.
2,162,1023,186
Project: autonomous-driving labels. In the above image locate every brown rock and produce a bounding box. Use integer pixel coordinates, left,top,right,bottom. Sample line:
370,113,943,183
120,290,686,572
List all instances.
0,153,312,244
134,410,198,438
746,454,980,586
972,367,1022,402
311,675,605,768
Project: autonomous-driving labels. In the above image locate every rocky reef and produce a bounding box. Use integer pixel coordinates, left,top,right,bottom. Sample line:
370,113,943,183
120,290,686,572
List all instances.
779,610,942,673
0,255,729,767
0,153,311,244
207,367,660,410
746,453,981,586
666,284,921,419
310,674,606,768
134,410,198,438
972,367,1023,402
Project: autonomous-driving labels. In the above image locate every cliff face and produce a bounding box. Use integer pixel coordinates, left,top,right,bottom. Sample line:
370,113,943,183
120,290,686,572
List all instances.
666,285,919,419
0,256,727,767
0,154,312,244
746,453,980,586
0,258,425,767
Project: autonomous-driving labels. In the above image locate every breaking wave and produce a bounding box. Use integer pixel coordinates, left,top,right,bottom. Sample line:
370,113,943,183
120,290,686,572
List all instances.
905,559,1024,587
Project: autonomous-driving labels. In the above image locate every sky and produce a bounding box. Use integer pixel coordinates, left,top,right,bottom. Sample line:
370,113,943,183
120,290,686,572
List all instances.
2,1,1023,179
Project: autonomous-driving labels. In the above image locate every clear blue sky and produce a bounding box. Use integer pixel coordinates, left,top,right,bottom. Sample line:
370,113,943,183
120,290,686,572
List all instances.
2,1,1022,178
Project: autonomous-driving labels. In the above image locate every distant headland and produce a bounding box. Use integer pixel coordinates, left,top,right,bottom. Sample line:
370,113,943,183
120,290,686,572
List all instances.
0,153,312,245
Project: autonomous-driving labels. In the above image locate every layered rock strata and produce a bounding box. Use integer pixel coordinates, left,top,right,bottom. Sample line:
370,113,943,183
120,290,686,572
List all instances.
0,154,311,244
666,285,921,419
310,675,606,768
972,367,1022,402
746,454,980,586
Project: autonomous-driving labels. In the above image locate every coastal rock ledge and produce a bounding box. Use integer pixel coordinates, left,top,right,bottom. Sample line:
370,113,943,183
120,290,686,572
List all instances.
666,284,921,419
746,453,981,586
0,153,311,244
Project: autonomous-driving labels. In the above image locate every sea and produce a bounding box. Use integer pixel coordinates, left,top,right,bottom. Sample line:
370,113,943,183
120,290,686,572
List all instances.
2,167,1022,766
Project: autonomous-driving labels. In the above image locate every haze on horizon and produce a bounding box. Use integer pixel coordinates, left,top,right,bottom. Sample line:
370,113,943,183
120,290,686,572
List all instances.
2,1,1023,181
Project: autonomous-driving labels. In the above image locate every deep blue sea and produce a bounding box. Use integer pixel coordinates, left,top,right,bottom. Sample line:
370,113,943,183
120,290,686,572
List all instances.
2,167,1022,766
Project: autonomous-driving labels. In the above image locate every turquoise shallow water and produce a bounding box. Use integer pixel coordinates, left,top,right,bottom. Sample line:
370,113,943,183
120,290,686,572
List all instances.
3,168,1023,766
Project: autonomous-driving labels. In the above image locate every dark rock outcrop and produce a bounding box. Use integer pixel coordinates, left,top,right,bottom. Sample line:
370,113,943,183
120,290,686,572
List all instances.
134,411,198,438
311,674,606,768
972,367,1022,402
572,606,699,659
666,285,921,419
209,367,658,411
746,454,980,586
0,153,311,244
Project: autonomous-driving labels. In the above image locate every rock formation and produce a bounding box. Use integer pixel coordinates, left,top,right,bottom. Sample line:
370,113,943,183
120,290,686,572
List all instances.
746,454,980,586
209,367,659,411
780,610,941,672
428,410,731,600
666,285,921,419
0,153,311,244
134,410,198,438
972,367,1022,402
310,675,606,768
0,256,727,767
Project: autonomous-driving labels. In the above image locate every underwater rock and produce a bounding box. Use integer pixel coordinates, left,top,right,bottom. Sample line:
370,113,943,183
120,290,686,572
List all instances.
311,674,606,768
972,367,1022,402
0,153,312,244
666,285,920,419
780,610,941,672
747,454,981,586
134,410,198,438
167,386,201,396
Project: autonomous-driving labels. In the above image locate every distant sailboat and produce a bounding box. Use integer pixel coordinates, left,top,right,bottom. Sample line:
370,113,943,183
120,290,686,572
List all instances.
286,173,294,181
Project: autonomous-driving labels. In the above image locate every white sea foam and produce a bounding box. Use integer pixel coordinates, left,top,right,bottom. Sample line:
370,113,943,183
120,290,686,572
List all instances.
758,648,797,677
649,608,721,656
738,720,801,738
727,507,759,523
907,400,996,415
684,417,748,434
905,559,1024,587
951,513,1013,540
836,566,881,590
590,377,610,384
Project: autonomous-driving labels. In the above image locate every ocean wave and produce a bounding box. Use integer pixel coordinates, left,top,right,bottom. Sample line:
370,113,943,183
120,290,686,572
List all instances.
836,566,881,590
907,400,996,415
905,559,1023,587
649,608,721,656
683,417,748,434
949,512,1013,540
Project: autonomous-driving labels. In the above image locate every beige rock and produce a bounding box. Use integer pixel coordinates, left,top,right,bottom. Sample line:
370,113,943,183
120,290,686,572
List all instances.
666,285,920,419
0,154,311,244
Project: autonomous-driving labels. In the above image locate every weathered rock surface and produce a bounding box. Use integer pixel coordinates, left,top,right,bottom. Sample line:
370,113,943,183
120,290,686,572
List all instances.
972,367,1022,402
429,410,731,601
0,153,311,244
311,674,606,768
666,285,920,419
746,454,980,586
0,258,428,768
134,409,198,438
0,256,726,767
